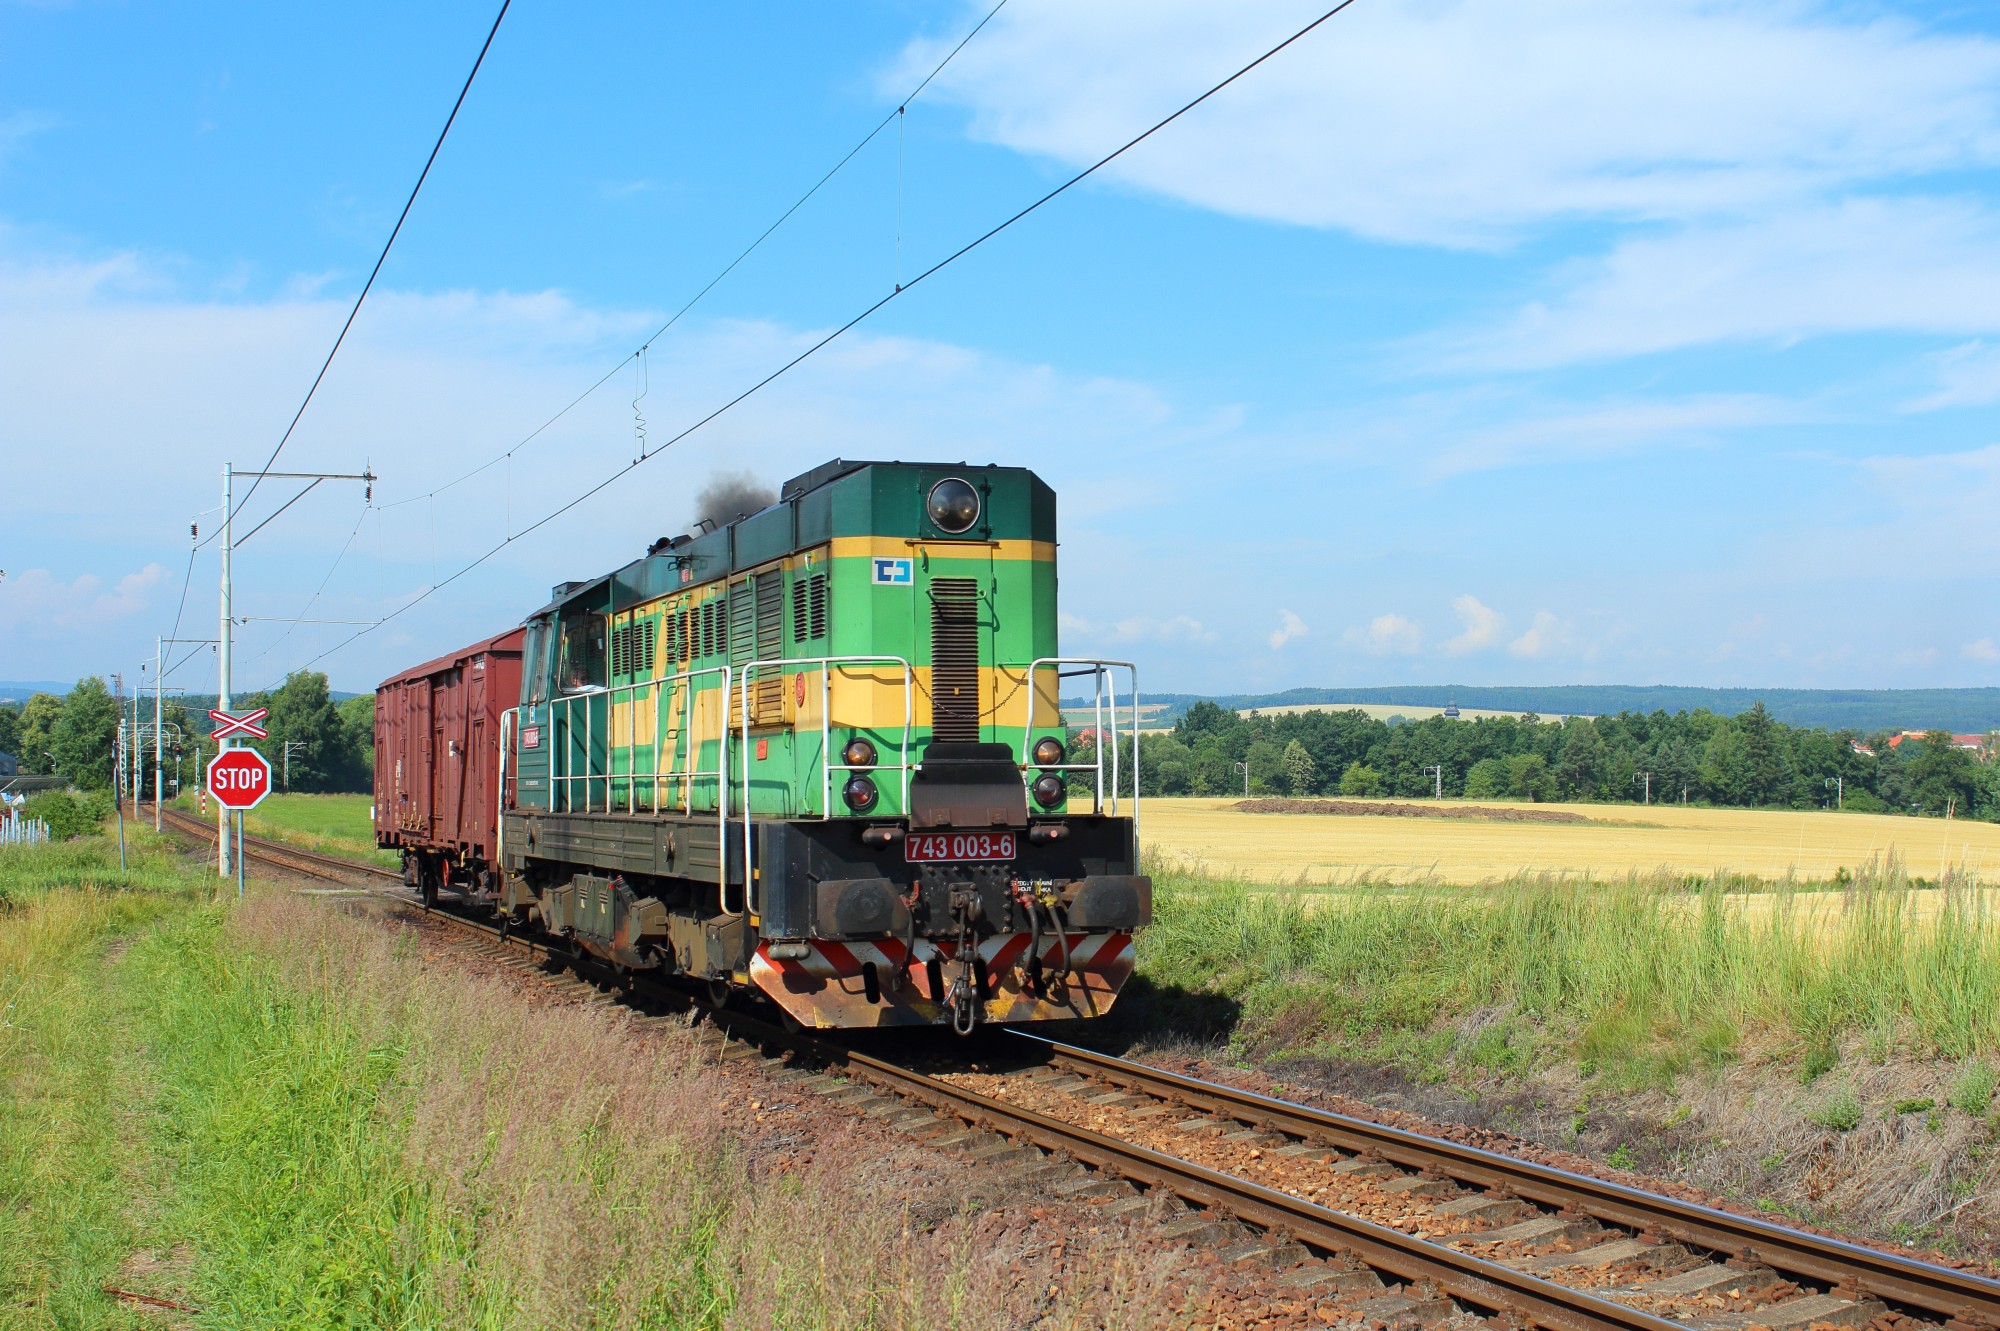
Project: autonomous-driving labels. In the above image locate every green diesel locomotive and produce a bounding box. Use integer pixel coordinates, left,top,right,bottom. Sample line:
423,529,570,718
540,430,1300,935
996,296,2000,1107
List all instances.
379,459,1147,1032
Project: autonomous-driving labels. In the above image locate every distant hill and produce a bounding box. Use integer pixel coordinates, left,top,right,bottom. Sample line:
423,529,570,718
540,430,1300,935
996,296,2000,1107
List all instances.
0,681,72,702
1138,686,2000,734
0,685,364,709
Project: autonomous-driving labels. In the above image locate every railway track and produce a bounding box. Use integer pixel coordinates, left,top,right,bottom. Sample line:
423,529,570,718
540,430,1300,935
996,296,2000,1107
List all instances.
153,805,402,885
151,814,2000,1331
1003,1038,2000,1328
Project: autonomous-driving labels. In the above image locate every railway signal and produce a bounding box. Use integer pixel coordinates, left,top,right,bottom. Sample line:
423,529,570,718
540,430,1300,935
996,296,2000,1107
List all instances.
208,707,268,740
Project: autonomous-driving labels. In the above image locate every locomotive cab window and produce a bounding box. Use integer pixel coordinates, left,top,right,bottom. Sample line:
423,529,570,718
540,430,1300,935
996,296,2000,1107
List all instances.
557,607,605,692
523,618,553,704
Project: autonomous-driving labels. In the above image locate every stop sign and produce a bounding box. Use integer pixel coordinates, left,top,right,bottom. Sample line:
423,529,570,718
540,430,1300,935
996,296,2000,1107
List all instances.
207,747,273,810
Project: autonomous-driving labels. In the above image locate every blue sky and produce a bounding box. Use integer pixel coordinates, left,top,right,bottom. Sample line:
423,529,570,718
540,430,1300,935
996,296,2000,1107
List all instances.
3,0,1999,697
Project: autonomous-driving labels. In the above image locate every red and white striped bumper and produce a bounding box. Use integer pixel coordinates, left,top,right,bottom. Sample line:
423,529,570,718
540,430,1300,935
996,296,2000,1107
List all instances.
749,931,1135,1029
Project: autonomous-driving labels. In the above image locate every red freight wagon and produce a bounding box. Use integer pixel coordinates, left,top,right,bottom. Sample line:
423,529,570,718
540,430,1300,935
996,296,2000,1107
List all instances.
374,627,524,900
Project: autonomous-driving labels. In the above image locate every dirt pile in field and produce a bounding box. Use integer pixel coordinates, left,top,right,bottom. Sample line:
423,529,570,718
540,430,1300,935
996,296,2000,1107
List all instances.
1234,797,1594,824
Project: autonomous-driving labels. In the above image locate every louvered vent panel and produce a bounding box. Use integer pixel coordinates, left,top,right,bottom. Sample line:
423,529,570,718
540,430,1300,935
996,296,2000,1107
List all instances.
930,577,981,743
754,571,784,723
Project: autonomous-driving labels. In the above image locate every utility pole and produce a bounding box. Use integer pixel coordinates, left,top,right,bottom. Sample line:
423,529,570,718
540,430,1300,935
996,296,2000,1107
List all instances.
1634,771,1653,804
1826,775,1843,811
154,637,163,829
1423,764,1443,798
218,462,233,879
1234,761,1249,798
216,462,373,879
111,672,127,871
129,677,141,817
283,740,305,793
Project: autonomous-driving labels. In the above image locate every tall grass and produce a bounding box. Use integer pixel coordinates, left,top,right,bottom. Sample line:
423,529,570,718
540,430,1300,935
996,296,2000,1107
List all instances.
1142,855,2000,1083
3,836,1189,1328
0,839,205,1328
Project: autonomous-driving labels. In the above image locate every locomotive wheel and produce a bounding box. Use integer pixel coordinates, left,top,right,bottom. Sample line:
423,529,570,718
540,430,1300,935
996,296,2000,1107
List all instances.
706,978,733,1010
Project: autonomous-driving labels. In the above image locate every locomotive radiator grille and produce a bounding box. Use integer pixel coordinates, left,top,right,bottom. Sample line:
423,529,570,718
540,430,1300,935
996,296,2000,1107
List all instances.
930,577,981,743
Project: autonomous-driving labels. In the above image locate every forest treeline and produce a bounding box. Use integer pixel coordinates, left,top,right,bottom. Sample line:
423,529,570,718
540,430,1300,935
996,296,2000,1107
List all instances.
1081,702,1999,819
0,671,373,794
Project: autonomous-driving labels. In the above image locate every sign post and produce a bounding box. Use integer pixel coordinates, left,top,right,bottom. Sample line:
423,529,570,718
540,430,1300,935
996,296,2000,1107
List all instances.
205,741,272,898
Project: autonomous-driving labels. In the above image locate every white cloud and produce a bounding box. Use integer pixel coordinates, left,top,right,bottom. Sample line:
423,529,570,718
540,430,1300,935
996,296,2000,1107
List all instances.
0,234,1226,687
1964,638,2000,663
0,112,56,170
1268,609,1309,650
1443,595,1502,654
1422,394,1800,477
0,563,169,644
1509,611,1568,659
1345,612,1419,655
1067,613,1217,645
1859,444,2000,565
1911,341,2000,411
1113,615,1215,644
1453,198,2000,369
904,0,2000,248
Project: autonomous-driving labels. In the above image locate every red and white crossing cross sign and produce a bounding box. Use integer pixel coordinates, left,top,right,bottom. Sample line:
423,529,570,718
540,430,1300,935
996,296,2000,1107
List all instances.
207,746,273,811
209,707,268,740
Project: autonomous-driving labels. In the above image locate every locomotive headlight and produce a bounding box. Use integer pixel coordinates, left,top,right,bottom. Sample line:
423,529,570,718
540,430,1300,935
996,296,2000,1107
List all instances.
926,478,981,534
1033,736,1065,768
843,737,878,768
1031,773,1067,809
842,775,880,812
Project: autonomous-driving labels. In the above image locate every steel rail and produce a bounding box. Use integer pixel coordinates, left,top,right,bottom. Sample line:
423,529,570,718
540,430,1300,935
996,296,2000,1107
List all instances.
840,1048,1685,1331
1020,1035,2000,1325
156,806,401,883
346,884,1678,1330
304,876,1676,1329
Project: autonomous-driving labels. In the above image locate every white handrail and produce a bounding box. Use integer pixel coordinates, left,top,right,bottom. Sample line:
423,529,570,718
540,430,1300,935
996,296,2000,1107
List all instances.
550,667,731,817
736,655,915,916
497,706,516,866
1019,658,1140,830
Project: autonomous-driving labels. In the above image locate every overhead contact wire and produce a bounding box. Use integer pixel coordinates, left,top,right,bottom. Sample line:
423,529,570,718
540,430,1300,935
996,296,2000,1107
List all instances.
301,0,1361,670
231,0,511,524
386,0,1013,509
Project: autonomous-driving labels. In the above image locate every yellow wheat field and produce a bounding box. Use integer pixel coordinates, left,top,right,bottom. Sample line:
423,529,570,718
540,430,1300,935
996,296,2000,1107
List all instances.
1139,796,2000,885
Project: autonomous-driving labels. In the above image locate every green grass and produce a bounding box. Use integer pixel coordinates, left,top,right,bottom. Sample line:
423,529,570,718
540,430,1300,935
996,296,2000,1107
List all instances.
0,835,209,1328
4,834,1173,1328
173,792,396,867
1139,857,2000,1088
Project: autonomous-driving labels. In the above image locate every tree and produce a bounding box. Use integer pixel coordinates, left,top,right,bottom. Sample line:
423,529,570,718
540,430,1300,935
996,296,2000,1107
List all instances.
1737,702,1785,805
1465,756,1509,799
1282,740,1318,796
1175,701,1240,745
336,694,376,790
1903,732,1981,818
1554,722,1606,799
1505,753,1553,801
1244,737,1284,794
0,703,20,761
50,677,119,791
1137,733,1194,794
17,693,62,774
1339,762,1385,797
263,671,350,793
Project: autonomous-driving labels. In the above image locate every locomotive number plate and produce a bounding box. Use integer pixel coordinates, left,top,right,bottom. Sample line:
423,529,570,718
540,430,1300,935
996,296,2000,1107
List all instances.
905,831,1017,863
